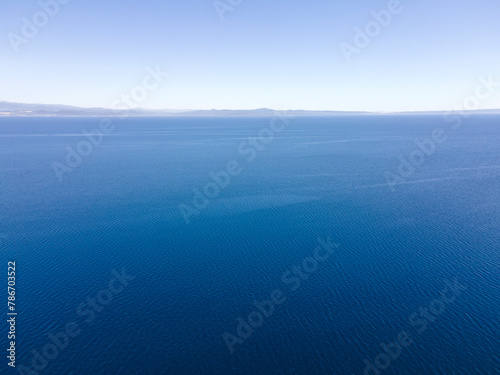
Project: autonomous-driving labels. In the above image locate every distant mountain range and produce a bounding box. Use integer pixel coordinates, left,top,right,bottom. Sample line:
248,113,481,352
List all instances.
1,101,500,117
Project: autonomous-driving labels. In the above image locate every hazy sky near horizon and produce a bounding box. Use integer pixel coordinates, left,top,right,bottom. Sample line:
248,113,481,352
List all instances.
1,0,500,111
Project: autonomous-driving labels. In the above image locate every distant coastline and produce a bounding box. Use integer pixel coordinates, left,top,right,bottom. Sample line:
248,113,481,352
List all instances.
1,101,500,117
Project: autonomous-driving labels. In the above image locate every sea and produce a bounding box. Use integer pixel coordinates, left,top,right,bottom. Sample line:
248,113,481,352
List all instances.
0,115,499,374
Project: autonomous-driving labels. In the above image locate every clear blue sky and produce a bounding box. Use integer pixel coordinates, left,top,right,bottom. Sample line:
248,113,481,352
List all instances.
1,0,499,111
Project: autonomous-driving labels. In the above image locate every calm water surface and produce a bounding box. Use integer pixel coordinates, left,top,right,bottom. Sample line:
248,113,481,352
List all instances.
0,116,499,374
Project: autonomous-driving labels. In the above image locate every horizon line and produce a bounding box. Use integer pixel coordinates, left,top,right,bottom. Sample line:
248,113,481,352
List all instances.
2,100,500,114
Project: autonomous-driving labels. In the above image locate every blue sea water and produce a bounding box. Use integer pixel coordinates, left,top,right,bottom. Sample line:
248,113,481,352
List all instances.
0,115,499,375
